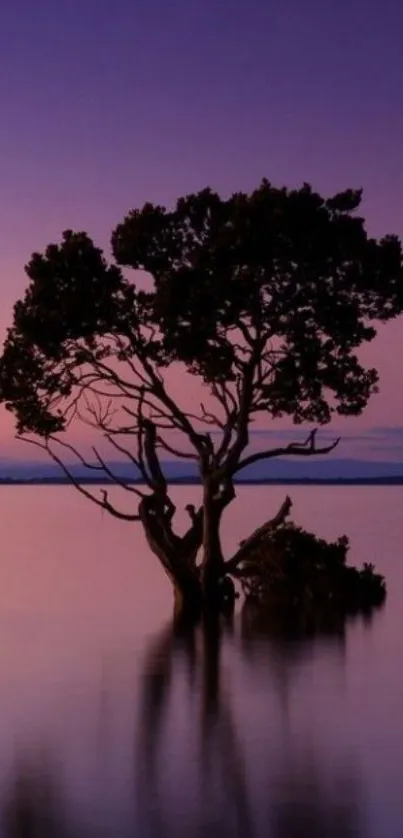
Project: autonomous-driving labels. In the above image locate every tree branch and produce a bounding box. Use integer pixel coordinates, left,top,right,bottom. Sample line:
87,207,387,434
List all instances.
135,351,208,455
142,418,168,495
156,434,199,461
215,409,237,463
231,430,341,476
16,436,141,521
225,495,292,573
223,343,262,474
91,445,146,497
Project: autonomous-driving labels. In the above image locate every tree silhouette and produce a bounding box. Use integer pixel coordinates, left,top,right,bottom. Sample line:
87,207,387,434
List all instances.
1,180,402,613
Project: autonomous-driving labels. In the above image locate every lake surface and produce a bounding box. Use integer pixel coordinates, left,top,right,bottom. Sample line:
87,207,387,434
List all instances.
0,485,400,837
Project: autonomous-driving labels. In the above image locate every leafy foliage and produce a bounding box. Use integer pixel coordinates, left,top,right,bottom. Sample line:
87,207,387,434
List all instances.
113,182,403,421
239,522,386,613
1,180,402,446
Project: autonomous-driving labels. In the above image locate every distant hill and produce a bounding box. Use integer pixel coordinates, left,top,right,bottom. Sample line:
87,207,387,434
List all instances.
1,457,403,484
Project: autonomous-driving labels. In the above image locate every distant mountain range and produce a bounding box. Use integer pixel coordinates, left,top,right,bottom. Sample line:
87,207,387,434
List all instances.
1,457,403,484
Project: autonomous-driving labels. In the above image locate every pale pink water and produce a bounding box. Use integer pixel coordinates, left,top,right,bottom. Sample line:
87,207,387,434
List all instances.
0,485,400,837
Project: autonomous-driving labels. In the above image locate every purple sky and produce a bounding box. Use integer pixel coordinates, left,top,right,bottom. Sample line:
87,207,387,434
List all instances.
0,0,402,459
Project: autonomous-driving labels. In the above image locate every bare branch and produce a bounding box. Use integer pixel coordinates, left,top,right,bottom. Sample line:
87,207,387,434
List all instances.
92,445,146,497
46,435,104,473
212,381,238,415
200,402,225,428
123,401,175,427
221,346,262,474
149,415,177,430
231,430,341,476
215,409,237,463
16,436,141,521
105,432,151,486
156,435,199,461
135,351,207,454
237,319,256,348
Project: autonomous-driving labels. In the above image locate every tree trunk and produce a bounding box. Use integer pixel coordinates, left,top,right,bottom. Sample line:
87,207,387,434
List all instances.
139,482,237,618
200,480,226,606
140,499,203,619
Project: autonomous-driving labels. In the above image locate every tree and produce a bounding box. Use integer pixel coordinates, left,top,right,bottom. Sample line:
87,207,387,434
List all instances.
0,180,402,616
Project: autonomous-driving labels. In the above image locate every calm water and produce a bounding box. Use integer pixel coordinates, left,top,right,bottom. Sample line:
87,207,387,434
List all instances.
0,485,400,837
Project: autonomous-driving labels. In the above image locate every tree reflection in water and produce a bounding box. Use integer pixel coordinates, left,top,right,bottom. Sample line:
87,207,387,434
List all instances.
2,755,90,838
270,754,362,838
135,611,255,838
135,607,368,838
0,606,374,837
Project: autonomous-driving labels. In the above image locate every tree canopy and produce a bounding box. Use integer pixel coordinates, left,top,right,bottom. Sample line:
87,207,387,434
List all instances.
2,181,402,453
0,180,402,609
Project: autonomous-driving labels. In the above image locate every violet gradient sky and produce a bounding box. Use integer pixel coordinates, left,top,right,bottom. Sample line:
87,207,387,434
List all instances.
0,0,403,459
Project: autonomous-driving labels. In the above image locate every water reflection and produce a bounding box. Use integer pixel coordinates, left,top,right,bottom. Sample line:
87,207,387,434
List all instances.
3,756,88,838
136,613,254,838
270,755,362,838
241,595,378,645
135,609,367,838
0,606,375,838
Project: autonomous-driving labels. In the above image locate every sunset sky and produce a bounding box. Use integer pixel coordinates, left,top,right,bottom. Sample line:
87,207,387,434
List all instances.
0,0,402,461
